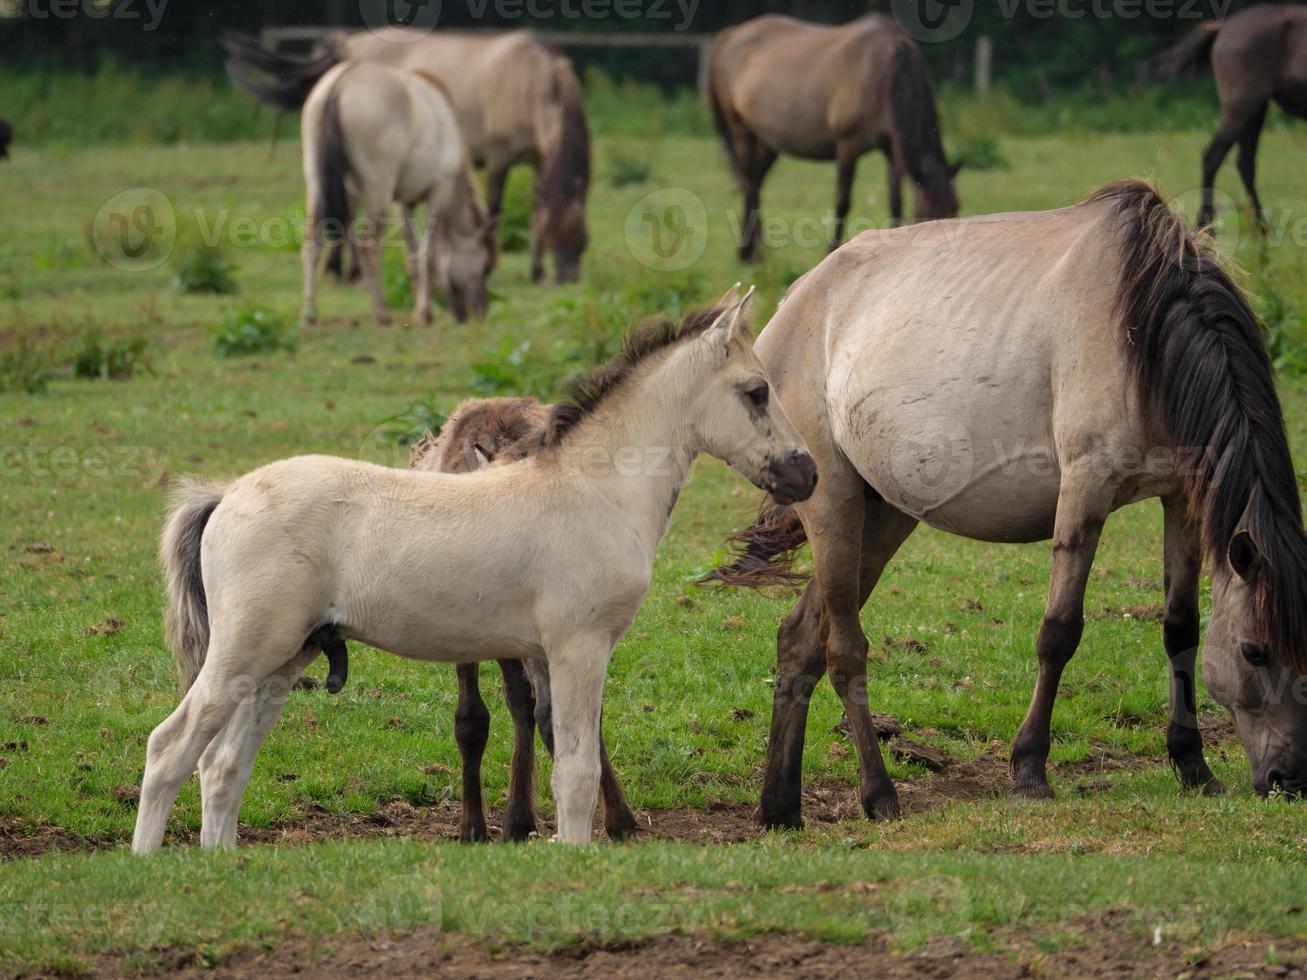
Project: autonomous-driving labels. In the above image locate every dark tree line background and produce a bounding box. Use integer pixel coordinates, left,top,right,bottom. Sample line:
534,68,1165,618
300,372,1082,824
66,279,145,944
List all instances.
0,0,1293,98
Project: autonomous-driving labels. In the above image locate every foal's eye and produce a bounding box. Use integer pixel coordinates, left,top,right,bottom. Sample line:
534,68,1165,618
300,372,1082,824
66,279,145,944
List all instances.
1240,641,1271,667
745,383,769,408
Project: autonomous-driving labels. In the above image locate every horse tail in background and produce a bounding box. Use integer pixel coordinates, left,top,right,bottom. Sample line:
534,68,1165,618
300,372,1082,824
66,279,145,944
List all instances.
700,501,810,590
888,40,946,185
160,479,227,692
314,74,353,246
1148,21,1220,80
534,54,591,247
222,30,342,111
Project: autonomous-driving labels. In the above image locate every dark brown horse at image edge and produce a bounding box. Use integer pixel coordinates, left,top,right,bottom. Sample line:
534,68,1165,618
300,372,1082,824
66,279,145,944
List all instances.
708,181,1307,828
1151,4,1307,230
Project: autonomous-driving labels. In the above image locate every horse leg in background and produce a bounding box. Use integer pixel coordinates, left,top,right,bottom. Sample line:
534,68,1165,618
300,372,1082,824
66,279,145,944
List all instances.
886,149,904,227
1161,495,1224,794
454,662,491,843
198,651,317,847
529,198,547,284
400,203,420,282
299,220,323,324
1198,109,1249,228
527,657,636,839
546,634,614,843
1235,103,1269,233
1009,471,1115,799
499,658,540,841
831,139,860,251
408,200,439,325
354,199,392,325
738,138,778,263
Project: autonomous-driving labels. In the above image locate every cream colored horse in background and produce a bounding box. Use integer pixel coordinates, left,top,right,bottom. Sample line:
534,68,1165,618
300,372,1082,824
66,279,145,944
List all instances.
132,288,817,852
299,61,497,326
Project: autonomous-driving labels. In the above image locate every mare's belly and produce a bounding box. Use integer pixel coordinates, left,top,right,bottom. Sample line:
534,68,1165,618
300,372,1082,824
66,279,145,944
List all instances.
833,384,1062,544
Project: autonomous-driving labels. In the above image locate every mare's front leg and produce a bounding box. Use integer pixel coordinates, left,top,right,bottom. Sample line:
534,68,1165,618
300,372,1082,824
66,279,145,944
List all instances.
1161,495,1223,793
545,633,614,843
409,201,438,326
527,658,637,840
454,663,492,843
198,650,317,847
1010,469,1114,798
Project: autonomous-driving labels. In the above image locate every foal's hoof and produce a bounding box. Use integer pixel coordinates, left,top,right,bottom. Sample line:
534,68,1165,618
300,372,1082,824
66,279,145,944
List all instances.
757,805,804,831
1009,782,1055,802
459,820,489,844
1197,776,1227,796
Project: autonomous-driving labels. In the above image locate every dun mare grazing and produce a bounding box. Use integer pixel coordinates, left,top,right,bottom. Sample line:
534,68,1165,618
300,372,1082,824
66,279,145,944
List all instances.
409,397,637,842
711,182,1307,828
299,62,497,325
225,28,589,283
709,13,959,262
133,288,817,851
1151,5,1307,231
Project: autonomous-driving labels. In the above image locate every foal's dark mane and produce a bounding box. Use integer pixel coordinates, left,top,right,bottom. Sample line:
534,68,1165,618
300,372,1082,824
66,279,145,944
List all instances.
544,304,730,447
1096,179,1307,666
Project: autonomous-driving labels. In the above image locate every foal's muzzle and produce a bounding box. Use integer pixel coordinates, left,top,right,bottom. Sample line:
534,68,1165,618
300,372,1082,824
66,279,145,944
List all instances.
767,450,818,505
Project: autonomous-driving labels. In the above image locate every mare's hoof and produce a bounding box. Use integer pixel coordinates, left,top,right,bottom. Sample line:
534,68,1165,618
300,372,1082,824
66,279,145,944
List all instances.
459,821,489,844
757,806,803,832
1009,782,1055,802
501,813,538,843
605,811,640,842
1198,776,1227,796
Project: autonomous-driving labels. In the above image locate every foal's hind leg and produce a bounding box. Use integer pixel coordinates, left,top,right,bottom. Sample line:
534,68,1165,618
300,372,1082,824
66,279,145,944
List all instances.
198,651,316,847
454,663,492,843
1010,473,1114,799
1161,496,1223,794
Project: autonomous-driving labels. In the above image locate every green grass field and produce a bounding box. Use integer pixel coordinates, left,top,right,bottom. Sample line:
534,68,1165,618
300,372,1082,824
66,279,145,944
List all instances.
4,124,1307,974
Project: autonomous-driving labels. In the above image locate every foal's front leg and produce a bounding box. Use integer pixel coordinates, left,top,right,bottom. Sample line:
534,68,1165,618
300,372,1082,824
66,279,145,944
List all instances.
546,633,614,843
1010,472,1114,798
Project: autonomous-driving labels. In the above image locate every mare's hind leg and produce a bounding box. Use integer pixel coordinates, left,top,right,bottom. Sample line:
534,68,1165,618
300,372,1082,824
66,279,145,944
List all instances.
1161,496,1223,794
455,663,491,843
527,658,636,840
886,149,904,227
499,658,539,841
198,651,316,848
739,141,778,263
760,490,916,829
1235,104,1269,232
1010,471,1114,799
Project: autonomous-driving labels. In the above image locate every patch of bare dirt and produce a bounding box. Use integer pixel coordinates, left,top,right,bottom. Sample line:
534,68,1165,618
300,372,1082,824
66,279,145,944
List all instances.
105,918,1307,979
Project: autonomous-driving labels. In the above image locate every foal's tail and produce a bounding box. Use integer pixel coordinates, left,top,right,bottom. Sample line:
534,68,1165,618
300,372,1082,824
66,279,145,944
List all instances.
700,501,810,590
160,479,227,692
1148,21,1220,80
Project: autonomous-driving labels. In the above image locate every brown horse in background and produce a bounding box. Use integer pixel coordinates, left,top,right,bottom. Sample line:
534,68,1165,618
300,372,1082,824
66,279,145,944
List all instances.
409,397,637,843
709,14,960,262
224,28,590,283
1152,4,1307,231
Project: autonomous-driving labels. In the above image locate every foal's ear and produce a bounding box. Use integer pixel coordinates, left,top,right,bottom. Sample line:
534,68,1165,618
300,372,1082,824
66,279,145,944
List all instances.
705,284,755,354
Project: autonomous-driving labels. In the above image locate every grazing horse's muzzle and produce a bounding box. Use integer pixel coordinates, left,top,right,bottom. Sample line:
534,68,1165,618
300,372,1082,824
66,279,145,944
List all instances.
767,450,818,505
